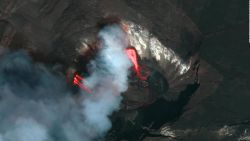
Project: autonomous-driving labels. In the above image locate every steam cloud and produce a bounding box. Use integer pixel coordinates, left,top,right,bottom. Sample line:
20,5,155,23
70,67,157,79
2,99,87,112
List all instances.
0,25,131,141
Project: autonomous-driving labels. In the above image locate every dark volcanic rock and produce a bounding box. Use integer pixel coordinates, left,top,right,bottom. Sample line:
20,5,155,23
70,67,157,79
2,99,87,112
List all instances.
0,0,249,141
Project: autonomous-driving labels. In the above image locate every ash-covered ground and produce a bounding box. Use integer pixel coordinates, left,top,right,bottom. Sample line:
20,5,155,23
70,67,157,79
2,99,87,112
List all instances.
0,0,249,141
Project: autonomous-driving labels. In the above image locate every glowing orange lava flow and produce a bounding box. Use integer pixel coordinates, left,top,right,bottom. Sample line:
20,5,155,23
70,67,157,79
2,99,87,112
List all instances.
125,47,150,81
72,47,150,93
73,74,92,93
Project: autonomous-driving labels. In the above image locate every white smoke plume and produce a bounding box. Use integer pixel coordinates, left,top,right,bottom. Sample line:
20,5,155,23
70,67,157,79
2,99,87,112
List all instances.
0,24,131,141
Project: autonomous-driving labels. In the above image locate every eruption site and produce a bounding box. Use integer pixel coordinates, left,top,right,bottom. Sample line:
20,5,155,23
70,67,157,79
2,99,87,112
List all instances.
71,21,150,93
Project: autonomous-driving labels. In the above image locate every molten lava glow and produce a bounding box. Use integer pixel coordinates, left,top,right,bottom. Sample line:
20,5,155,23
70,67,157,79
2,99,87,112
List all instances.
73,74,92,93
125,47,150,80
72,47,150,93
